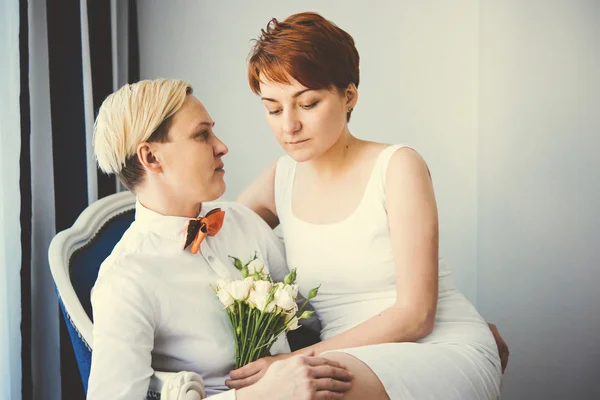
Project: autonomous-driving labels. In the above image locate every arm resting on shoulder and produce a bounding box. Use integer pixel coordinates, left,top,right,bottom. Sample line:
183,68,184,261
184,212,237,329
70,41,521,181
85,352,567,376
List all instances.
237,161,279,229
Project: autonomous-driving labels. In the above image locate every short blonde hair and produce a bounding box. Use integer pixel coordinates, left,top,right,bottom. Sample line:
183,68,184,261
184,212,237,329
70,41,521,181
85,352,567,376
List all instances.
93,78,192,190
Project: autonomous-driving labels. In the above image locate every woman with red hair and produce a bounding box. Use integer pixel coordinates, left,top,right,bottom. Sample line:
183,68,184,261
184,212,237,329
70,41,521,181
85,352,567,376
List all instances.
233,12,504,399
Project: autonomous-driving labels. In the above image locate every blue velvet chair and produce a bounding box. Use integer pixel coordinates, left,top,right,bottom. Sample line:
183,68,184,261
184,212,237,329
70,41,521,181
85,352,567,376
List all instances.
48,191,174,399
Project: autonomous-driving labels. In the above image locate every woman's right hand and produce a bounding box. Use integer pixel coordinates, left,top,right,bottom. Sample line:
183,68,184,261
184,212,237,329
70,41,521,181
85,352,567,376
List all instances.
236,354,353,400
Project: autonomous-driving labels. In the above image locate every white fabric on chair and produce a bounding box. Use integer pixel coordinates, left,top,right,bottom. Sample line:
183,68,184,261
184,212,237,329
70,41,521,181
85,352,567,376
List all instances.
160,371,206,400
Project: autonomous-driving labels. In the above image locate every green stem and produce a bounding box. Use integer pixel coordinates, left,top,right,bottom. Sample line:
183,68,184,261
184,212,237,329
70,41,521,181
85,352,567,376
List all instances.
243,309,260,365
250,313,280,362
243,303,251,363
248,308,261,365
297,299,310,315
242,308,256,366
228,310,240,368
229,307,241,368
238,302,247,368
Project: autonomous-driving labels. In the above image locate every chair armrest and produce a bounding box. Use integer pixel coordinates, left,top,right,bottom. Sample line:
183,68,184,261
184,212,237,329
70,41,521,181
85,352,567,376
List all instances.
148,370,179,395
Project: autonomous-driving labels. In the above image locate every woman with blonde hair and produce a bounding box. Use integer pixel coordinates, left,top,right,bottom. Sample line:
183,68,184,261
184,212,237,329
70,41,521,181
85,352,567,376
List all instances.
88,78,353,399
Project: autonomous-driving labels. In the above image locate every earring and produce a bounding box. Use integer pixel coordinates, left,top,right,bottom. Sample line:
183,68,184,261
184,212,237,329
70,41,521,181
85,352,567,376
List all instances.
348,107,353,112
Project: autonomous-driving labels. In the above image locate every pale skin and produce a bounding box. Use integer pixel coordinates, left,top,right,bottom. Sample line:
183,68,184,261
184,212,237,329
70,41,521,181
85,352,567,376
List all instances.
133,93,354,400
229,77,509,398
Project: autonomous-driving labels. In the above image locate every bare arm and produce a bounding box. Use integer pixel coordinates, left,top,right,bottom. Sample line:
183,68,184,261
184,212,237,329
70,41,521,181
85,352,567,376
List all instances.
237,161,280,229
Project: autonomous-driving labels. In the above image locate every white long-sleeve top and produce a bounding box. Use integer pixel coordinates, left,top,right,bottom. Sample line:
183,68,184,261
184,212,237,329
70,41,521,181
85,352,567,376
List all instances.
87,200,290,399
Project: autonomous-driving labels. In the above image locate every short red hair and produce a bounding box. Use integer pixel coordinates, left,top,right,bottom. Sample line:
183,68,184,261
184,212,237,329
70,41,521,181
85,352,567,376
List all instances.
248,12,360,98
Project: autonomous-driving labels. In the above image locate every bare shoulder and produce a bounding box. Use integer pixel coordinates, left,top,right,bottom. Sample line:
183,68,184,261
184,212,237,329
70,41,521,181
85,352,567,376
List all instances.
385,146,436,210
387,146,431,182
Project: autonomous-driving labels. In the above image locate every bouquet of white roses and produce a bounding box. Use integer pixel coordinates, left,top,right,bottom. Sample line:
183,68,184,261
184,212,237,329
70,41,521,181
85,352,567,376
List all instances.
214,254,319,368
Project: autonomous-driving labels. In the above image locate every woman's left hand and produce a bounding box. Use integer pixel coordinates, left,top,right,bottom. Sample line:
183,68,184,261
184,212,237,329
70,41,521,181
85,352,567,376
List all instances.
226,353,293,389
488,323,509,373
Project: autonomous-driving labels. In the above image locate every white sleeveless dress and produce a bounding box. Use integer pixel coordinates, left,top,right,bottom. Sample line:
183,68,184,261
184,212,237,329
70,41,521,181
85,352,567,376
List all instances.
274,145,502,399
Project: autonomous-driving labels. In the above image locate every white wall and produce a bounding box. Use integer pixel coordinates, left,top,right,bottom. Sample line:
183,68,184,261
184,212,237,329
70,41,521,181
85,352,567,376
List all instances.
138,0,480,302
478,1,600,399
136,1,600,398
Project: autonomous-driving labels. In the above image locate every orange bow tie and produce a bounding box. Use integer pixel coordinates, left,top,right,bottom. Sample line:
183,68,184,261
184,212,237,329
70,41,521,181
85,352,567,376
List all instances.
184,208,225,254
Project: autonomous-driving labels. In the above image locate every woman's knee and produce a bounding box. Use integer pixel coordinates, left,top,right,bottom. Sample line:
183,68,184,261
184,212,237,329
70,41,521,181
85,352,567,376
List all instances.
321,352,390,400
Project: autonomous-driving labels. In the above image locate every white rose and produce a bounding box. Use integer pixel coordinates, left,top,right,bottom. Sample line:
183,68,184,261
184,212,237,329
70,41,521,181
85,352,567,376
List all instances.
227,280,251,301
274,286,296,311
216,279,230,290
247,290,259,307
286,316,301,331
244,276,255,288
278,284,298,300
247,258,265,275
217,289,234,308
254,280,272,294
249,290,276,313
284,303,299,323
279,284,297,299
290,284,299,298
264,300,276,313
286,303,298,319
